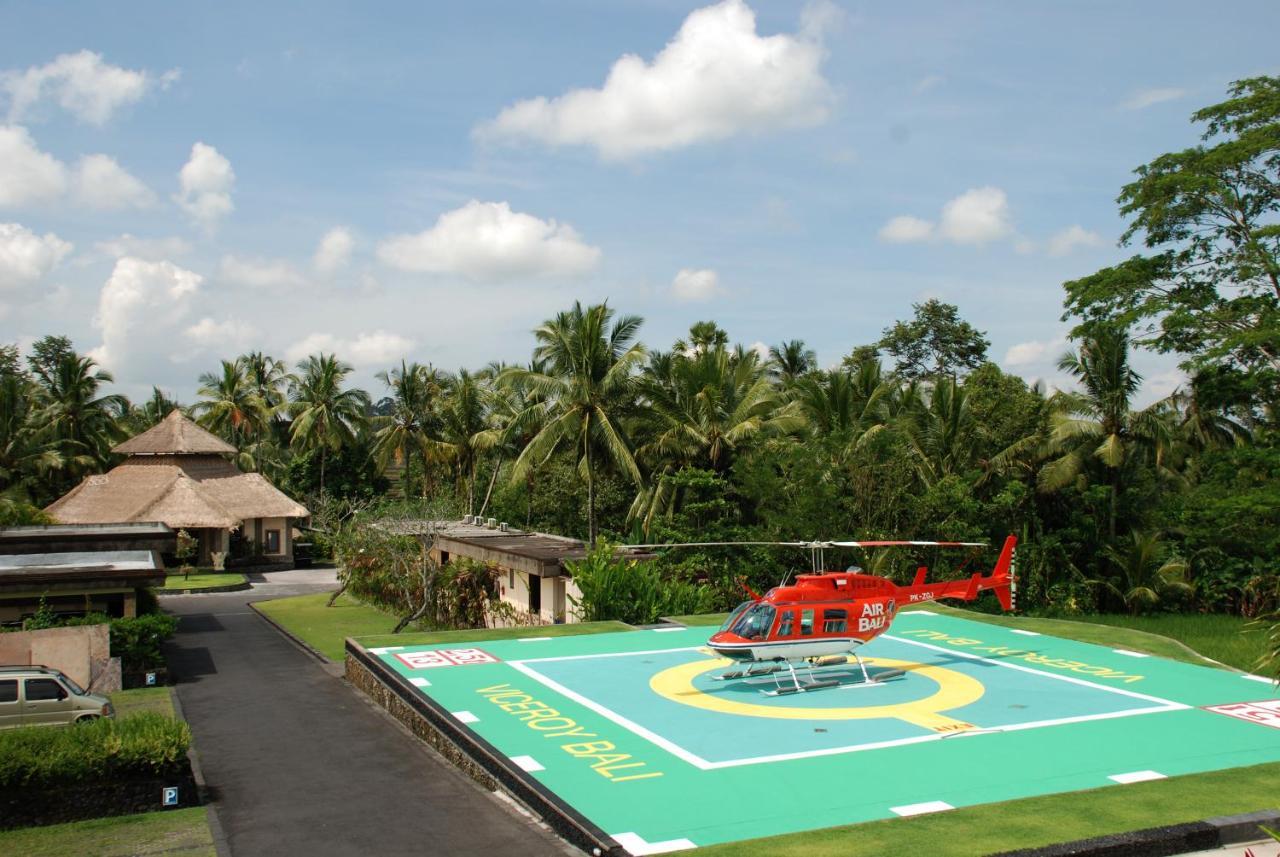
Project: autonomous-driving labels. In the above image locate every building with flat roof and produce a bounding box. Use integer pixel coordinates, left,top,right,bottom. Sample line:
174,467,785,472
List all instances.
45,411,308,567
0,524,171,623
384,518,654,624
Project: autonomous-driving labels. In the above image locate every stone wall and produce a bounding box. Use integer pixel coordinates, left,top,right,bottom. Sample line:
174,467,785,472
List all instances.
0,624,121,693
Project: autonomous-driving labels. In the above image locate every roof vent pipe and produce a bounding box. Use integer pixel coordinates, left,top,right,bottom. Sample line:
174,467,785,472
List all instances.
487,517,497,528
499,522,508,532
462,515,474,524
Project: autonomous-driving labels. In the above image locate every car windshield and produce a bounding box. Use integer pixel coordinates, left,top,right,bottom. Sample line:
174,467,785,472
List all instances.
730,603,776,640
719,601,752,632
57,673,86,696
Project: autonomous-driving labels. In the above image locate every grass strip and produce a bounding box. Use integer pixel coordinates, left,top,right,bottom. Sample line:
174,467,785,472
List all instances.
255,591,631,661
109,687,175,719
0,807,215,857
162,573,247,591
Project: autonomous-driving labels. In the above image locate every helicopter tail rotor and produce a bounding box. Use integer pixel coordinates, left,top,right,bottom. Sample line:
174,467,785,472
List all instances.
991,535,1017,611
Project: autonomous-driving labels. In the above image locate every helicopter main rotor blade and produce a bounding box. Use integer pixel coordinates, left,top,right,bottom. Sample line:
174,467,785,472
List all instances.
619,541,811,550
827,540,988,548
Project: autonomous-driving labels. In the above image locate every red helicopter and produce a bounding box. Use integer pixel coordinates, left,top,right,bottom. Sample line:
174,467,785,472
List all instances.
628,535,1018,695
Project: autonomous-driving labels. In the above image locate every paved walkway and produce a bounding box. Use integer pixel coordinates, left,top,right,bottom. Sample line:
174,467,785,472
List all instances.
164,570,568,857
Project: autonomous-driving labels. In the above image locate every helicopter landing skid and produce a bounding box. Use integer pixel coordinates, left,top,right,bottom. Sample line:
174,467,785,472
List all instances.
712,662,785,681
761,654,904,696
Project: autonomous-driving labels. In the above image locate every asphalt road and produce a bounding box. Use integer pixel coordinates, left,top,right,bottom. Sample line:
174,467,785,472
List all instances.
163,570,569,857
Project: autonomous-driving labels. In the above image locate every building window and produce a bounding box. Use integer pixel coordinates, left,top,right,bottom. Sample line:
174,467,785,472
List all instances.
264,529,281,554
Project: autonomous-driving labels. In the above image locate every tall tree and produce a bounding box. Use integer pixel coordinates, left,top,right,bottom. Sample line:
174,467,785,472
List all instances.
194,359,269,468
1062,76,1280,421
434,369,491,515
287,354,370,494
36,351,128,492
371,361,442,500
768,339,817,384
26,335,75,388
505,302,646,545
1038,326,1173,537
878,299,990,380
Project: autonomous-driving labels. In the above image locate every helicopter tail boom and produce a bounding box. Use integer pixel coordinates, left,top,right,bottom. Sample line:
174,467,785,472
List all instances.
898,535,1018,610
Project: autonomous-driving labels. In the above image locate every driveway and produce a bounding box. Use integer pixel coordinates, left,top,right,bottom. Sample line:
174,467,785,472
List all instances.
163,570,568,857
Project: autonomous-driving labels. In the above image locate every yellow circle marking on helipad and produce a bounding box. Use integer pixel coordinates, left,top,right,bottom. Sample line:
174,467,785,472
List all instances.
648,656,985,732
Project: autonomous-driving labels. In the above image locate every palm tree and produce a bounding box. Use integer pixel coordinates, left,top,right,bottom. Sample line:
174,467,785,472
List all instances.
504,302,646,545
902,378,977,487
433,369,492,514
125,388,181,433
1039,326,1173,537
287,353,370,494
371,361,442,499
194,359,269,469
792,362,891,444
768,339,817,385
0,371,63,502
1091,530,1192,613
36,352,127,489
480,360,550,521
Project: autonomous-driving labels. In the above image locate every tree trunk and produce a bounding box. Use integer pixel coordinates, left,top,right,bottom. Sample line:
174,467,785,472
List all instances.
403,443,412,500
319,446,327,495
478,455,502,518
326,582,347,607
585,428,596,546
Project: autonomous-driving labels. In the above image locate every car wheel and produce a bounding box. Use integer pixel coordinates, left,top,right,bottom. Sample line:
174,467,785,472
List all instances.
74,715,100,724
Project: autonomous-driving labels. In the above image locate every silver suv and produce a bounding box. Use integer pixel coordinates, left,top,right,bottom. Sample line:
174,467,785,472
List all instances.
0,665,114,729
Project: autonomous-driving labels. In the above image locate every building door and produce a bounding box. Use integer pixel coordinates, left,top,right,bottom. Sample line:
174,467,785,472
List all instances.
528,574,541,615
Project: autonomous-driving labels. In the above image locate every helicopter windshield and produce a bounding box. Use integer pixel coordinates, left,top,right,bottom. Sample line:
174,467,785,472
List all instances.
730,603,776,641
719,601,752,633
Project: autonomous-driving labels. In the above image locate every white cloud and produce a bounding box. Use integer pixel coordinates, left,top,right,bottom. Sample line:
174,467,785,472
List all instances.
747,340,771,362
1003,336,1067,368
285,329,415,367
914,74,945,94
1047,225,1104,257
878,188,1011,247
95,234,191,260
175,142,234,228
0,125,68,207
2,50,177,125
0,222,72,289
313,227,354,275
73,154,154,209
184,317,260,353
219,255,306,289
1121,87,1187,111
938,187,1012,245
878,215,934,244
377,200,601,281
476,0,835,160
671,268,722,302
89,257,203,374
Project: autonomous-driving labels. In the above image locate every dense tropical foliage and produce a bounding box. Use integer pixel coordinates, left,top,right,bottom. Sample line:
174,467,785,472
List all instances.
1,80,1277,664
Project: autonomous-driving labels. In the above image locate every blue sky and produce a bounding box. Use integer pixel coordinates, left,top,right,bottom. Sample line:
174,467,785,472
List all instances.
1,0,1277,403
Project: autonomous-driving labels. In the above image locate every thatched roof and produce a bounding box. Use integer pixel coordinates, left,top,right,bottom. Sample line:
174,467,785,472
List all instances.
47,462,309,530
114,410,236,456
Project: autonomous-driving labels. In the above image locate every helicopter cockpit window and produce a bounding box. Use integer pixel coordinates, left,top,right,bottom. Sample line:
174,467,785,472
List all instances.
823,608,848,633
719,601,752,633
731,604,776,640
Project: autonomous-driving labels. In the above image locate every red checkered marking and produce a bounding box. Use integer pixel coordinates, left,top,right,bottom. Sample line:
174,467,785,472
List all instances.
395,648,499,670
1204,699,1280,729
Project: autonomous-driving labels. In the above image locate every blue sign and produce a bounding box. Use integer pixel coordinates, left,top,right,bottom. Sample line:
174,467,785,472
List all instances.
145,671,157,687
162,787,179,807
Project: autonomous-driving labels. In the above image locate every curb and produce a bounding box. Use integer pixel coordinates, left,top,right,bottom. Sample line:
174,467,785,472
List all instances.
167,687,232,857
158,580,251,596
989,809,1280,857
248,601,333,665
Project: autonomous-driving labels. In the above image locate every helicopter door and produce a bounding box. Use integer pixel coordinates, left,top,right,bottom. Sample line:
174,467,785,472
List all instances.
776,610,795,637
799,609,815,636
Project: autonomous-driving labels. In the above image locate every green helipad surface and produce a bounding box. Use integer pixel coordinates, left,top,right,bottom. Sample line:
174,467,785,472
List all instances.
361,612,1280,854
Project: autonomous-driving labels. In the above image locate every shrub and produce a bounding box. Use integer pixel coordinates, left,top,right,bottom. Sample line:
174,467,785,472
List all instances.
109,613,179,672
568,542,714,625
0,712,190,789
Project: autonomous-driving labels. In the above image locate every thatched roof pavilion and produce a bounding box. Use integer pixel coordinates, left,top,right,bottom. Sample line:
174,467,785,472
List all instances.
47,411,308,565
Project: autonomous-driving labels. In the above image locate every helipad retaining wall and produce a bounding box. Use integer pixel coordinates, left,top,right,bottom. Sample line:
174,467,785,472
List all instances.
345,639,625,857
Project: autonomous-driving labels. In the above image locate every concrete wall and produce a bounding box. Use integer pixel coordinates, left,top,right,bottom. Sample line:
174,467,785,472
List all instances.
0,623,120,692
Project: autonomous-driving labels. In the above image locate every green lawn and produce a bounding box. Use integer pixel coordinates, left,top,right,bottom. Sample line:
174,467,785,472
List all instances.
109,687,175,719
162,572,247,591
255,590,635,661
699,761,1280,857
0,807,215,857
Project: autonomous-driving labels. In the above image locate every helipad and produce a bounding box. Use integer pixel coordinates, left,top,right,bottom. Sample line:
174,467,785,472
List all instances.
350,612,1280,854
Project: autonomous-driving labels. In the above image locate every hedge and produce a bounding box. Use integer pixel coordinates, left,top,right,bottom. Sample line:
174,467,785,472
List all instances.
0,713,190,789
